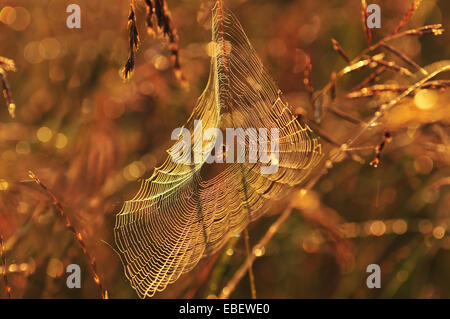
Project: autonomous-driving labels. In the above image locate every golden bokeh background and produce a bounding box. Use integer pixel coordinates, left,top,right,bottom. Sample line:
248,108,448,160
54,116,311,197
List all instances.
0,0,449,298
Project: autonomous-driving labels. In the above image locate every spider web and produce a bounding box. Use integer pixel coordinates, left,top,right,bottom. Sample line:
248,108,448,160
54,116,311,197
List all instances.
114,4,322,298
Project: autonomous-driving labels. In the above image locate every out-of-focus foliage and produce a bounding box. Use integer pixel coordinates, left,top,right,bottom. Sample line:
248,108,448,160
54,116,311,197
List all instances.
0,0,449,298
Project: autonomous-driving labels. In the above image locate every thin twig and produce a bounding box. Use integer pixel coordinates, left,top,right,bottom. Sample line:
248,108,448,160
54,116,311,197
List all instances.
361,0,372,46
219,204,293,299
308,122,341,147
122,4,140,80
331,38,350,63
315,24,444,110
205,236,239,297
144,0,155,36
393,0,422,35
352,24,443,65
352,66,387,91
369,132,392,168
318,69,449,179
243,228,256,299
328,107,363,125
381,43,427,75
362,54,414,77
28,171,106,299
154,0,186,85
346,65,450,148
303,54,313,102
0,63,16,119
0,235,11,298
347,80,450,99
